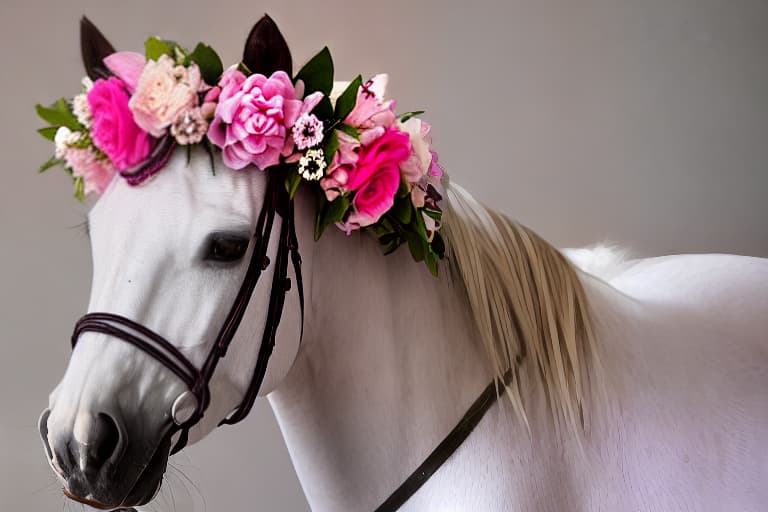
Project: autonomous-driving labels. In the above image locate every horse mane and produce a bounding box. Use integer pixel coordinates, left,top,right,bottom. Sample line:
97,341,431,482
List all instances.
442,182,599,434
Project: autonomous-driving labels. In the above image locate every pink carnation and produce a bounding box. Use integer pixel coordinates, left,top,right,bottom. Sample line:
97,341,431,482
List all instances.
207,69,303,170
87,77,152,171
344,74,396,131
64,147,116,195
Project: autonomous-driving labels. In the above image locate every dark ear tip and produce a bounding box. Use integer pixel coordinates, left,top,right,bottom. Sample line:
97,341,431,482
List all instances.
242,13,293,76
80,16,116,80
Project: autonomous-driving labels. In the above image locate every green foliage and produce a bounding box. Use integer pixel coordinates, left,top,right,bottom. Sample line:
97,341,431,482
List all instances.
295,47,334,96
73,176,85,202
285,166,302,200
35,99,80,131
312,96,333,121
38,156,64,173
336,124,360,140
323,130,339,166
399,110,425,123
188,43,223,84
314,194,350,240
145,37,174,61
37,127,58,141
333,75,362,120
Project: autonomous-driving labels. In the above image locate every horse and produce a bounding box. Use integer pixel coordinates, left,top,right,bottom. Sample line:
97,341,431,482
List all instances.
38,17,768,512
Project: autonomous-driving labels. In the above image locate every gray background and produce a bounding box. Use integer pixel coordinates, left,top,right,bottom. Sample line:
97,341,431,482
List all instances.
1,0,766,510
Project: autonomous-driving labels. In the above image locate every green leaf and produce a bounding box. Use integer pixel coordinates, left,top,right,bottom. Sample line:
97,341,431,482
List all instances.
73,176,86,201
38,156,64,173
337,124,360,140
333,75,362,120
424,250,439,276
324,130,339,166
35,100,80,130
37,127,58,141
406,231,425,262
399,110,425,123
285,168,302,200
391,197,413,225
422,206,442,220
397,173,411,198
189,43,223,85
314,194,350,240
295,47,334,95
145,37,173,61
237,61,252,75
312,96,333,121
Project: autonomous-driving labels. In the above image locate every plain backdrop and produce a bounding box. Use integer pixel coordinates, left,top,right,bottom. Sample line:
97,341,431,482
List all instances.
1,0,766,510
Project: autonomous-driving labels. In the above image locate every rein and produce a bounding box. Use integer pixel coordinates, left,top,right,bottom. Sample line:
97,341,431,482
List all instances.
69,173,507,510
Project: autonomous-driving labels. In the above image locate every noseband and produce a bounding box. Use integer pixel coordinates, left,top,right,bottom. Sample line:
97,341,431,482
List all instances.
71,172,303,455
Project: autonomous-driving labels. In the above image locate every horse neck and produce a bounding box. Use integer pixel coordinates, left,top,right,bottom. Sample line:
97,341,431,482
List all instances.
268,226,493,510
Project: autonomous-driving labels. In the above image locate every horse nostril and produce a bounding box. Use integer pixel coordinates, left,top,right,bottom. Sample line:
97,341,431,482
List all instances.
90,412,121,467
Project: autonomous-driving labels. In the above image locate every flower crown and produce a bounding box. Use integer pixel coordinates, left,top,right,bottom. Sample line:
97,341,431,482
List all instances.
36,16,445,274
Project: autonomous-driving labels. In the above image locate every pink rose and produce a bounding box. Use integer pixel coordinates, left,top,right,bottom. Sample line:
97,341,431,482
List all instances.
399,118,437,184
88,77,152,171
344,74,397,130
64,147,116,195
343,128,411,229
207,69,302,170
129,55,201,137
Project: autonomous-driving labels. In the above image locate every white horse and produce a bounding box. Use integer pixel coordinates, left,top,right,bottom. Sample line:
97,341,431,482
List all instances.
40,28,768,512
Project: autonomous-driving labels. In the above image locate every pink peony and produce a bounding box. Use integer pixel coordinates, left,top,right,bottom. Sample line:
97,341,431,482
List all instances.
88,77,152,171
207,69,302,170
341,128,411,229
129,55,201,137
64,147,116,195
344,74,397,130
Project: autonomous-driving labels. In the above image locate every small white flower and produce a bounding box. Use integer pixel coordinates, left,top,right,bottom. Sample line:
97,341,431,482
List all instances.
72,93,92,127
81,76,94,91
54,127,82,158
292,113,324,150
298,149,326,181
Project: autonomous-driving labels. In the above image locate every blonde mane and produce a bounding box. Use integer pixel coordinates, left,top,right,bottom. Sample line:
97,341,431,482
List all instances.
442,183,599,434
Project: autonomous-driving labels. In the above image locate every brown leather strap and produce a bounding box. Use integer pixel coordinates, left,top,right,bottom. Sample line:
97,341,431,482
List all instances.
375,370,513,512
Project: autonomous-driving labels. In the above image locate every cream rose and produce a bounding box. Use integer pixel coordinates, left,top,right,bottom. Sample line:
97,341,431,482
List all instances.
129,55,201,137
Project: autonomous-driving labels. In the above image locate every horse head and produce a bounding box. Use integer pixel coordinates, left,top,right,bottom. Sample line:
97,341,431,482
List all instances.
38,17,313,509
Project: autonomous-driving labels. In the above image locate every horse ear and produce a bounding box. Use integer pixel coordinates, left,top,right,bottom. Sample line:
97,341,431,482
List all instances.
242,15,293,76
80,16,115,80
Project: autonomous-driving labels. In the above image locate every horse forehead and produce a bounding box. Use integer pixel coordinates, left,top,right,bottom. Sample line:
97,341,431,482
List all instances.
92,150,265,230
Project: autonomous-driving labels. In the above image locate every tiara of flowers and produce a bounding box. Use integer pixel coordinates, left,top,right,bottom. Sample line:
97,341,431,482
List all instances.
36,16,445,274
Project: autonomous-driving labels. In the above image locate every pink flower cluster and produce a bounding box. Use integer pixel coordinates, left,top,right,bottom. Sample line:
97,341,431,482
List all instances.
320,75,442,232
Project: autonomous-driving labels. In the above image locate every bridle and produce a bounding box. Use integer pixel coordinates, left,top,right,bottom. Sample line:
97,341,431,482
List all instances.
71,171,303,455
68,171,508,511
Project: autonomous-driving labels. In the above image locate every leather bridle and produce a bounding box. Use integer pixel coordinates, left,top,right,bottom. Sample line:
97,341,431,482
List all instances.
68,171,508,510
71,171,303,455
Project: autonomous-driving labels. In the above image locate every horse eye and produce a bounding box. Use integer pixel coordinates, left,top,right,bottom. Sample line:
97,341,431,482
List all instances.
204,233,250,263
